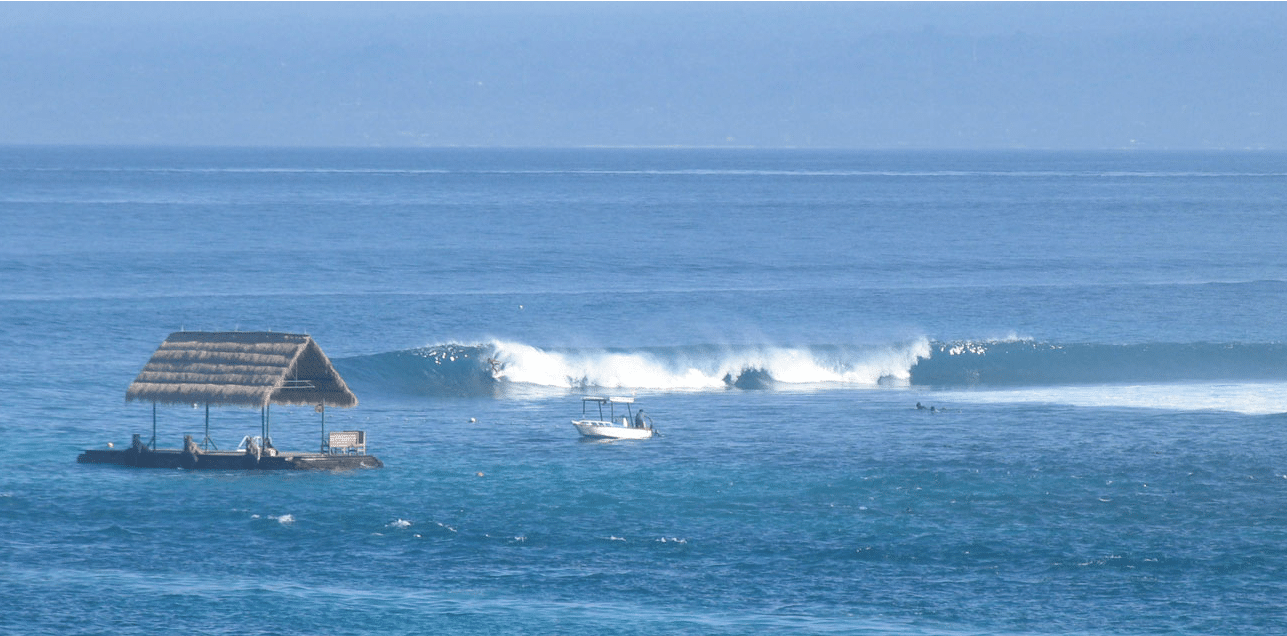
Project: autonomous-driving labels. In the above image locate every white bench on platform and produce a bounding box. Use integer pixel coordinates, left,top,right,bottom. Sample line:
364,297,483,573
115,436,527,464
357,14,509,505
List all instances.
327,430,366,455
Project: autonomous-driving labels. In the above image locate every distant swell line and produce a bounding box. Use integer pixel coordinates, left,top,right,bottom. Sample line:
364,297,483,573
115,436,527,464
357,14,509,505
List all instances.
7,167,1285,178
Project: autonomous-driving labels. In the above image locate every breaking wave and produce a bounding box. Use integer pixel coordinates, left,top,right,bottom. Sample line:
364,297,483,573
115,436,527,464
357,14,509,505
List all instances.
335,339,929,397
333,339,1287,398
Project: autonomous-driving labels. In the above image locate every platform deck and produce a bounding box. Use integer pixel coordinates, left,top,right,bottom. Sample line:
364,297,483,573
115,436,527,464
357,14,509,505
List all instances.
77,447,382,470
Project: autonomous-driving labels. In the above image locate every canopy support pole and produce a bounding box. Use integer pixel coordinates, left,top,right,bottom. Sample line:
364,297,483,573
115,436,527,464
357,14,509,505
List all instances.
319,404,327,453
150,402,157,450
201,402,217,450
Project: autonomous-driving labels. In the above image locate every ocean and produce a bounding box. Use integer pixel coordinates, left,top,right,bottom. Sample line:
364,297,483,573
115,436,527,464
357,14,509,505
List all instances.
2,146,1286,635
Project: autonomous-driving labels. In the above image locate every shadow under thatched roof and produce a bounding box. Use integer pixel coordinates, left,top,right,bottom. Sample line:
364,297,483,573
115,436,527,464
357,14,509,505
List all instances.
126,331,358,408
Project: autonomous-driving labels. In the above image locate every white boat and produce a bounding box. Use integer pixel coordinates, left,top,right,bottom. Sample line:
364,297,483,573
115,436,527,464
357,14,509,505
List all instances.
572,396,655,440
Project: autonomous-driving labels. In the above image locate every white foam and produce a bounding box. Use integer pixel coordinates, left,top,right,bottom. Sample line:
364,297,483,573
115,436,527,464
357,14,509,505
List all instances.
487,338,930,390
490,341,724,390
938,381,1287,415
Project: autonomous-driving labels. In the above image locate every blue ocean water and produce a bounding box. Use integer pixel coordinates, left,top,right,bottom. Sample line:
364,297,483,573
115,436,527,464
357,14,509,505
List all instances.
3,147,1287,635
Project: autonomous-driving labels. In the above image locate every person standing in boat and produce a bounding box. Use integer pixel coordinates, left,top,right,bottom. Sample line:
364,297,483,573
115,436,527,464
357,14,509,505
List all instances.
634,409,647,429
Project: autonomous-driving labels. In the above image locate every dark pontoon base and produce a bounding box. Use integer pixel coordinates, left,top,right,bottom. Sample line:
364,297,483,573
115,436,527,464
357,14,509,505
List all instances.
77,448,382,470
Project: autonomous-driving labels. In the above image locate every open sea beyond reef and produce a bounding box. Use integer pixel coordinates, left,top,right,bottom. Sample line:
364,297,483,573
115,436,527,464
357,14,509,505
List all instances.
3,146,1287,635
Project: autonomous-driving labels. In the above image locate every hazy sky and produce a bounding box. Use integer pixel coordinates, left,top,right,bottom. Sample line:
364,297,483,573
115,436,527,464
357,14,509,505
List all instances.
2,2,1284,149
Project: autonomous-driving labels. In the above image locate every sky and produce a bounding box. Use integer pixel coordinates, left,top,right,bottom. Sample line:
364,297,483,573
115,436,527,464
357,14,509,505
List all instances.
1,2,1285,150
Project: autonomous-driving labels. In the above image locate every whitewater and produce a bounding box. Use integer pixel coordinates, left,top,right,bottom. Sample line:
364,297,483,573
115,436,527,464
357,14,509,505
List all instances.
4,147,1287,636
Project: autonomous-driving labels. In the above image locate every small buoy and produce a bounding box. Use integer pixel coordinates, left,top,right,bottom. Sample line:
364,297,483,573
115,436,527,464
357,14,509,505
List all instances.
476,472,485,477
469,417,476,423
107,442,114,448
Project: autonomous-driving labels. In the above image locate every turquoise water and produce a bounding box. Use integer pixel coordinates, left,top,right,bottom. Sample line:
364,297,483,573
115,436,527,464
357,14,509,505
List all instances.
3,147,1287,635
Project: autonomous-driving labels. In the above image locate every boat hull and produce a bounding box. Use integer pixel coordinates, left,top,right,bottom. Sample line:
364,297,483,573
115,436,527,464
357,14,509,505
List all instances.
572,420,654,440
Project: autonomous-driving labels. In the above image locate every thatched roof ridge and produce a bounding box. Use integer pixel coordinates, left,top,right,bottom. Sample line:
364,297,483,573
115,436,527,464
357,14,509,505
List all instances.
126,331,358,408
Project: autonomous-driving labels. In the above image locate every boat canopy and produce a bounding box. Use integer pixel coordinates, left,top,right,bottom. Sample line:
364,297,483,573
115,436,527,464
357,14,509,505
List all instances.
582,396,634,404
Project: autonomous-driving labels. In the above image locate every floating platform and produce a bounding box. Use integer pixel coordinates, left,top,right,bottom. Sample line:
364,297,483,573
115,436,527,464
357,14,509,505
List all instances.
86,331,383,471
78,435,383,471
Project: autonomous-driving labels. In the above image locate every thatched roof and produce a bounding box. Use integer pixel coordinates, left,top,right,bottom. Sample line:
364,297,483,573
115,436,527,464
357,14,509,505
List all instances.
126,332,358,408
